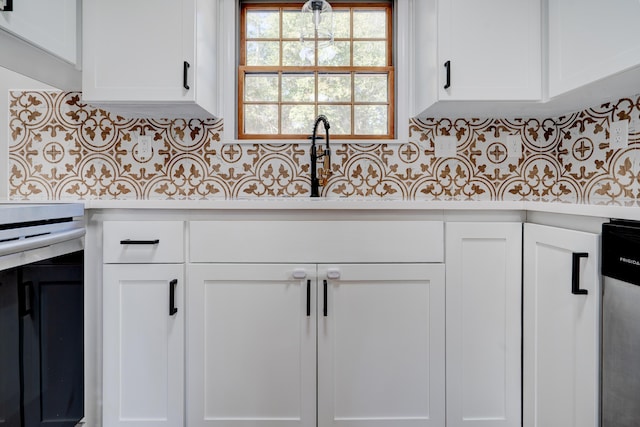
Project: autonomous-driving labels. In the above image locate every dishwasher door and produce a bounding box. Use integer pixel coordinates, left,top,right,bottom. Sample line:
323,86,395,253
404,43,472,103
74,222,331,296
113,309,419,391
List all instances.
602,220,640,427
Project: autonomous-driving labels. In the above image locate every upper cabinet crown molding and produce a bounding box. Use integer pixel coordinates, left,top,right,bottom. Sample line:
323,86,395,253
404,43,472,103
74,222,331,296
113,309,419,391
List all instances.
82,0,219,118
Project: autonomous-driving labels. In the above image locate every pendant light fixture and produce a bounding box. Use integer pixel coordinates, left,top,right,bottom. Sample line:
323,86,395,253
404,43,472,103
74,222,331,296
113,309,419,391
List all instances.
300,0,334,51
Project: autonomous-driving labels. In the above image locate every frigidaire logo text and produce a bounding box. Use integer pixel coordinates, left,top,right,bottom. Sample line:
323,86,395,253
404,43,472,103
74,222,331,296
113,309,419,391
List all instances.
620,257,640,266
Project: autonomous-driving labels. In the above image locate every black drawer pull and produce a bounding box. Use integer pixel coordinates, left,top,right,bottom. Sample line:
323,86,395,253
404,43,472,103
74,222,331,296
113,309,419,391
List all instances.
183,61,190,90
306,280,311,317
169,279,178,315
571,252,589,295
444,60,451,90
323,280,328,317
120,239,160,245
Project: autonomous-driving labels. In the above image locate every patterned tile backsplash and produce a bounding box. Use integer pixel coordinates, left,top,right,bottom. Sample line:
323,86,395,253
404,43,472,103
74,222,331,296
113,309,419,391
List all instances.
8,90,640,204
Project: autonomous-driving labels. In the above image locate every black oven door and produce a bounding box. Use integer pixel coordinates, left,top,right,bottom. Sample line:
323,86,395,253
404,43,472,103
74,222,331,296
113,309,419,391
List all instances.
0,251,83,427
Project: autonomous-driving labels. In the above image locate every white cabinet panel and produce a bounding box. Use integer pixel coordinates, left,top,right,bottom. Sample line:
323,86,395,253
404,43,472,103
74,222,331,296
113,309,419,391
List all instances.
187,264,317,427
548,0,640,98
82,0,218,117
438,0,540,101
414,0,541,116
445,223,522,427
523,224,600,427
103,264,184,427
189,221,444,263
317,263,446,427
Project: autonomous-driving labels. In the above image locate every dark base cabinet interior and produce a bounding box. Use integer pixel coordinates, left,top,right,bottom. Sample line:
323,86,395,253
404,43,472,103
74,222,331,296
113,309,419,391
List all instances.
0,252,84,427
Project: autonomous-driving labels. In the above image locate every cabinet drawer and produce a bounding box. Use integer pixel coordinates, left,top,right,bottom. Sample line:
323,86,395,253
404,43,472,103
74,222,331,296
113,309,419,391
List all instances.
103,221,184,263
189,221,443,263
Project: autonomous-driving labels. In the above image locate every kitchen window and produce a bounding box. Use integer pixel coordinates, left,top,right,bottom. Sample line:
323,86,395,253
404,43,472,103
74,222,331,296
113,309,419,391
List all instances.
238,2,394,140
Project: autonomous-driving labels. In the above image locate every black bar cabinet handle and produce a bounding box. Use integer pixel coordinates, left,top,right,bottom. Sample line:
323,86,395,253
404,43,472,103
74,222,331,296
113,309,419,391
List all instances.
1,0,13,11
323,280,328,317
169,279,178,315
444,60,451,90
21,281,33,316
571,252,589,295
120,239,160,245
183,61,190,90
306,280,311,317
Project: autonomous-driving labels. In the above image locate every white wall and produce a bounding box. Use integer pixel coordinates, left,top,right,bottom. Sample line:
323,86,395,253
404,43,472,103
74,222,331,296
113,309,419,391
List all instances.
0,66,55,200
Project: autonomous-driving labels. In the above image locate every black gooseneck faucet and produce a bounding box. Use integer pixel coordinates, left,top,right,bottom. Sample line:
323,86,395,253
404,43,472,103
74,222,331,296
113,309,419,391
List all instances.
309,115,331,197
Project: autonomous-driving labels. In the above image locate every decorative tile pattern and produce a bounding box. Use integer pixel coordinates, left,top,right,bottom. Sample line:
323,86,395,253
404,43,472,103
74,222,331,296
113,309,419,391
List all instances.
8,91,640,204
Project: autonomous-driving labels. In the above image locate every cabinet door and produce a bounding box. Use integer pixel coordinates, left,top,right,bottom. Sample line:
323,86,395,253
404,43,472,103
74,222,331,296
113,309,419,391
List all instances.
548,0,640,97
187,264,317,427
21,255,84,427
437,0,540,100
445,223,522,427
103,264,184,427
83,0,194,103
523,224,600,427
317,264,445,427
0,0,78,64
0,268,20,427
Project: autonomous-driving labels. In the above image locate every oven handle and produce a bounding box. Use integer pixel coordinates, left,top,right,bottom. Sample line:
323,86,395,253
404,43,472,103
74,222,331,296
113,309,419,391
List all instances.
0,228,85,257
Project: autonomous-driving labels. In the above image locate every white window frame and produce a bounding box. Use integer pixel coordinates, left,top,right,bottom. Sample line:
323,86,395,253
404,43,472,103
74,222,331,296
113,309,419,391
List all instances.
215,0,414,145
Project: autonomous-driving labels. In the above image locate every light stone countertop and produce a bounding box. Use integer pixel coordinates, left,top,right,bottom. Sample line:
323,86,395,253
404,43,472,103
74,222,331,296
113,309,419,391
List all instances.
72,198,640,221
3,198,639,220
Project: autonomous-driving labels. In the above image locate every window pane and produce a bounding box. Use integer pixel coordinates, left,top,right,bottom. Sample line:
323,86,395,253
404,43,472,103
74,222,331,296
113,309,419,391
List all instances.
353,11,386,39
318,42,350,66
318,105,351,135
333,11,350,38
282,74,315,102
246,41,280,66
354,74,387,102
282,11,313,38
244,75,279,102
318,74,351,102
353,41,386,66
282,105,315,134
283,41,313,66
354,105,387,135
245,105,279,134
246,11,279,39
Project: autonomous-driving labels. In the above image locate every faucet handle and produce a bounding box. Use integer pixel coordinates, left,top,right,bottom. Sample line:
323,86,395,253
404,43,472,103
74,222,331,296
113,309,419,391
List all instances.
319,166,332,187
319,148,332,187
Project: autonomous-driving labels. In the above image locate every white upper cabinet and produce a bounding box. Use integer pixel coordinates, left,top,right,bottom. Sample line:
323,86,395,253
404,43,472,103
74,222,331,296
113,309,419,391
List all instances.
414,0,541,117
0,0,78,64
82,0,218,118
548,0,640,98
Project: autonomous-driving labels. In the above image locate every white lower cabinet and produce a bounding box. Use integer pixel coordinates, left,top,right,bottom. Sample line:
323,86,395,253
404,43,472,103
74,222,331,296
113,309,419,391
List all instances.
523,224,600,427
102,221,186,427
103,264,185,427
445,223,522,427
187,263,446,427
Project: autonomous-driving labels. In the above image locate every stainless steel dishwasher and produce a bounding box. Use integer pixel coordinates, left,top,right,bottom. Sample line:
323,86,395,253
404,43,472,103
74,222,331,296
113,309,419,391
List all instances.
602,220,640,427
